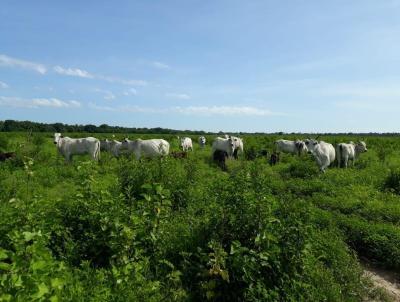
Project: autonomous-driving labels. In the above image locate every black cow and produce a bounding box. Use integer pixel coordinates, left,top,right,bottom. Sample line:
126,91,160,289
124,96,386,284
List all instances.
269,152,280,166
0,152,16,162
213,150,228,171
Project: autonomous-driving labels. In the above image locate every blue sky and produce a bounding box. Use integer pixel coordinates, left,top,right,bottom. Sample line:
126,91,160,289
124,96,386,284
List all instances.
1,0,400,132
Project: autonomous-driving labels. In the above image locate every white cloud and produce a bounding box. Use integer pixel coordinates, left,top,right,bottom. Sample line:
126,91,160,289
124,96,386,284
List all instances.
0,81,8,89
152,61,170,69
54,65,94,78
90,103,284,116
98,75,148,86
94,88,116,100
166,93,191,100
123,88,137,96
88,102,117,111
173,106,282,116
0,54,47,74
0,54,148,87
0,96,81,108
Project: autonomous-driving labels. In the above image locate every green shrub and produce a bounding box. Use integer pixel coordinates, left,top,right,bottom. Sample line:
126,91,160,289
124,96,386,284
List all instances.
383,168,400,194
282,159,319,179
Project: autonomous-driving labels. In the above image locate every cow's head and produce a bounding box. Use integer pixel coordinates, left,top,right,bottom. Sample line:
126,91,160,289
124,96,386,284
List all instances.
295,140,308,154
54,133,62,145
121,138,130,148
356,141,367,153
227,137,236,155
304,139,318,153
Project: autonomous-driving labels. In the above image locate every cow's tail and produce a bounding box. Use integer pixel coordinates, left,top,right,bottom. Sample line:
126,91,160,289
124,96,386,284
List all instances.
338,144,343,168
95,140,101,161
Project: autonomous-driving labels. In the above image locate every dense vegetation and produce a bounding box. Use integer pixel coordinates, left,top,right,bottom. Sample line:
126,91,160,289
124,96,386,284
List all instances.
2,119,400,136
0,131,399,301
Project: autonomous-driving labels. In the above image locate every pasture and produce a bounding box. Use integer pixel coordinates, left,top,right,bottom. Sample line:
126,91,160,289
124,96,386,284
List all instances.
0,131,399,301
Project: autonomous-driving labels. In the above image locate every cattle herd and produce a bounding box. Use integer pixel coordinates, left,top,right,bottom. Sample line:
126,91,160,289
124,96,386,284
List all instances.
29,132,368,173
0,133,368,173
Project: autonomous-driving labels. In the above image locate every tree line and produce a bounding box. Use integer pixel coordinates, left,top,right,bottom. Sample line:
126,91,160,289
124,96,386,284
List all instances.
1,119,399,136
0,120,212,135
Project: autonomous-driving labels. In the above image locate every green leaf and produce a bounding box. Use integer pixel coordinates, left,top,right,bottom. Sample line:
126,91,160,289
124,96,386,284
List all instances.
51,278,64,289
50,296,59,302
32,260,48,271
0,249,8,260
0,294,12,302
141,183,152,190
0,262,11,271
34,283,49,299
23,231,36,242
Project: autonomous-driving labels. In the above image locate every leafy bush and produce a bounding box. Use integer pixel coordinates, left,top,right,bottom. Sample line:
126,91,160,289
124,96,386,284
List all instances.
282,159,319,179
382,168,400,194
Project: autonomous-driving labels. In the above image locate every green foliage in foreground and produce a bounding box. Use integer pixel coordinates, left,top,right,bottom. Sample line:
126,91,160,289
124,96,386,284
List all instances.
0,132,399,301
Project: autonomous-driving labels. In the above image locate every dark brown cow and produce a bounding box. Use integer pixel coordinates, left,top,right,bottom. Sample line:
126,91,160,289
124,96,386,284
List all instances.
170,151,188,159
0,152,16,162
269,152,280,166
213,149,228,171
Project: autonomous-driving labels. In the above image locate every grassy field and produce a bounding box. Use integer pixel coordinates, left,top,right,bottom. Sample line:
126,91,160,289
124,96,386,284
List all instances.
0,132,399,301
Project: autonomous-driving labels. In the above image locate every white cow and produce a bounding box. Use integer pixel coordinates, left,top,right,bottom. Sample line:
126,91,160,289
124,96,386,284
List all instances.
304,139,336,173
54,133,100,162
211,137,236,158
231,136,244,159
336,141,367,168
109,140,124,157
275,139,308,156
198,136,206,148
100,139,111,152
121,138,170,160
100,139,124,157
180,137,193,152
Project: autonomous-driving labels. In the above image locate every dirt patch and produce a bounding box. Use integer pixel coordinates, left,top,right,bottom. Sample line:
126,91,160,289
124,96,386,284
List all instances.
362,262,400,301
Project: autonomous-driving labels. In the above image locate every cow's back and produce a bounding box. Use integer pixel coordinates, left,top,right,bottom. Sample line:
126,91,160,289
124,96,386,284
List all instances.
320,141,335,163
139,139,169,157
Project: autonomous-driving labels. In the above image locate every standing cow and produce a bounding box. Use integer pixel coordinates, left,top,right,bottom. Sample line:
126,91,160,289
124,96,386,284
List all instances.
336,141,367,168
231,136,244,159
198,136,206,148
122,138,169,160
54,133,100,162
304,139,335,173
100,139,111,152
275,139,307,156
180,137,193,152
211,137,236,158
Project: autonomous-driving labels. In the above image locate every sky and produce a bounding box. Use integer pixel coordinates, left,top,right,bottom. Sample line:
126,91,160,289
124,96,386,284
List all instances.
1,0,400,133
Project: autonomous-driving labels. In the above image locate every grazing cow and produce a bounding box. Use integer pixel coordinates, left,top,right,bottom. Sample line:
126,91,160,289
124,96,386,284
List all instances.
213,149,228,171
275,139,307,156
180,137,193,152
244,148,268,161
54,133,100,162
231,136,244,159
109,140,124,157
198,136,206,148
269,152,280,166
100,139,111,152
304,139,336,173
100,139,124,157
121,138,170,160
170,151,188,159
336,141,367,168
0,152,15,162
211,137,236,158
